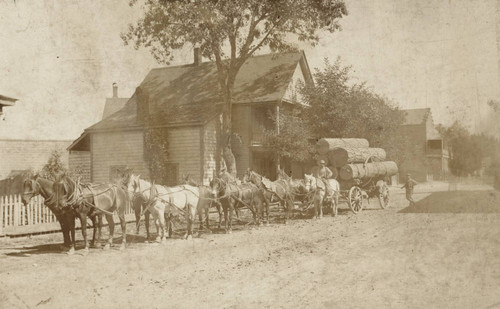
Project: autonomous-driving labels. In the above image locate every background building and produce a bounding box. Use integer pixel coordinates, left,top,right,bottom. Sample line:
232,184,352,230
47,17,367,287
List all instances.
398,108,450,182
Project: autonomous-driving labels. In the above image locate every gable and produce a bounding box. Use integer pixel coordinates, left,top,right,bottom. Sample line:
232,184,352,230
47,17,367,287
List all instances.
283,62,306,104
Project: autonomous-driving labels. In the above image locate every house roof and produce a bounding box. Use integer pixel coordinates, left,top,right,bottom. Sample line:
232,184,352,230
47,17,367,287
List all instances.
401,108,431,125
0,94,18,106
102,97,129,119
87,51,307,132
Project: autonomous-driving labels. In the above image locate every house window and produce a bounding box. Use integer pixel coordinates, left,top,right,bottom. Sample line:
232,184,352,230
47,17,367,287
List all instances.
427,140,442,150
109,165,126,182
164,163,179,186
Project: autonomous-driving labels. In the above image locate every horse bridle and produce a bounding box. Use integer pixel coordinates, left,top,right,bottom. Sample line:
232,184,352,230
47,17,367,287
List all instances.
22,179,41,199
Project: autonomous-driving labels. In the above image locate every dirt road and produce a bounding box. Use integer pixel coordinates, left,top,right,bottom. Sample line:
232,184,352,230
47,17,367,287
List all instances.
1,185,500,308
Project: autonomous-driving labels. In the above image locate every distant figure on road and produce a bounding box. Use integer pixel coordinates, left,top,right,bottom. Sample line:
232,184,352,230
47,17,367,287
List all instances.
401,173,418,206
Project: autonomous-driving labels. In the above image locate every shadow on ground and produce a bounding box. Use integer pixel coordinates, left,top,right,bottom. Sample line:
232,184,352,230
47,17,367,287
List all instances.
399,190,500,213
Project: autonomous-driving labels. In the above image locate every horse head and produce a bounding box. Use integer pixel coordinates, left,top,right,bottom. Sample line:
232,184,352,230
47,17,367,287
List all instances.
209,177,225,198
21,173,40,206
243,169,260,186
304,174,315,192
277,168,291,182
125,174,141,200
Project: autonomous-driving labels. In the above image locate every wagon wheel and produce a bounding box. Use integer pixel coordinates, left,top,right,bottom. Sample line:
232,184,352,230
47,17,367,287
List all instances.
378,182,390,209
348,186,363,214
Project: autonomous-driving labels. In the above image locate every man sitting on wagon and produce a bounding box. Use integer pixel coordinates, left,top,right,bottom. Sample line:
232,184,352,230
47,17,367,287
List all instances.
313,160,335,195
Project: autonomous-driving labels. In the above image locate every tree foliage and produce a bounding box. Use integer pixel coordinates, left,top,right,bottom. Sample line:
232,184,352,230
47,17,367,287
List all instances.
144,127,170,183
263,107,312,162
437,121,500,177
122,0,347,175
40,150,67,181
300,58,410,165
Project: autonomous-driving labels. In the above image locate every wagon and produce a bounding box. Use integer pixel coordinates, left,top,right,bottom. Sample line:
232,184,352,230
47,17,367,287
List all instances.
338,177,390,214
337,156,393,214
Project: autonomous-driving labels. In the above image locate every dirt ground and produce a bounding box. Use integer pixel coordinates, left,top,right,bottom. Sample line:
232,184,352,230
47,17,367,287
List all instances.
1,183,500,309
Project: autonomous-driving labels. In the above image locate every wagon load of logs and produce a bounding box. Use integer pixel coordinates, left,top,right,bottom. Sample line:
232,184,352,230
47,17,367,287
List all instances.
339,161,398,181
328,147,386,167
316,138,369,155
314,137,398,181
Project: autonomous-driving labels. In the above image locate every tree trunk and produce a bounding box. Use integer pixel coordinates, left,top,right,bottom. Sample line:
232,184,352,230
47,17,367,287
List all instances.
220,81,237,178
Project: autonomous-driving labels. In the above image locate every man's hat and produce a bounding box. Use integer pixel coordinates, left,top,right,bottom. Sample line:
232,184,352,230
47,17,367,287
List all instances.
319,160,326,165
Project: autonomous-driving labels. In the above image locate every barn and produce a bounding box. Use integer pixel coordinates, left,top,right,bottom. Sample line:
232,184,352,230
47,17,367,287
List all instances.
68,50,313,185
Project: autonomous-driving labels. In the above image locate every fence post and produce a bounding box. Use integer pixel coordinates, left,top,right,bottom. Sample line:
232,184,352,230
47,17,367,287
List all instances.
0,196,4,235
27,197,32,225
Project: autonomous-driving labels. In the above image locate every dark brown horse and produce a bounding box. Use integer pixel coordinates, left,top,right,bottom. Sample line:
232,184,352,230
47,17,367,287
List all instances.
51,175,102,254
209,176,268,233
21,175,79,252
54,175,129,251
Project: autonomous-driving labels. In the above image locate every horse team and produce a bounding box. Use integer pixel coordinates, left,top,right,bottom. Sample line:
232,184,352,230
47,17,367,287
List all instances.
21,169,339,254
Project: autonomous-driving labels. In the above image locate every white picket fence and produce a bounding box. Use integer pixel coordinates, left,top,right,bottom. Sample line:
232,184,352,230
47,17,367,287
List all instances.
0,194,135,236
0,195,56,235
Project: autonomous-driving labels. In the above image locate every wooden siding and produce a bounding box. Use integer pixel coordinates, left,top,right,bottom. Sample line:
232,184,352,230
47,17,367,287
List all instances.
91,130,149,183
232,105,252,178
68,151,91,182
202,119,217,185
168,126,201,184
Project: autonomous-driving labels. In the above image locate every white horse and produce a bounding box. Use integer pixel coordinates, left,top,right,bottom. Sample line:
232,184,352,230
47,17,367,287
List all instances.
304,174,340,218
126,174,199,242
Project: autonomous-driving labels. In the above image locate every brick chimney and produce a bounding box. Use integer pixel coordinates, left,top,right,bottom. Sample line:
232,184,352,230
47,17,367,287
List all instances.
112,82,118,98
193,47,202,66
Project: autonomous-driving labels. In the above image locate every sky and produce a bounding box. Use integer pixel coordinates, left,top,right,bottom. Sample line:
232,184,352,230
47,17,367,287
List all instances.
1,0,499,141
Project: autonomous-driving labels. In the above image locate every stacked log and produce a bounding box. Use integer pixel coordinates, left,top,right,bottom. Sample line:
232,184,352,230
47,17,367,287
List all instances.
339,161,398,181
328,147,386,167
316,138,369,155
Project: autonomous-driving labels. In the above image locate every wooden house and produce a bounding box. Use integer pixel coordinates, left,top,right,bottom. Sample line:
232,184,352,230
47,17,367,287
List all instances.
68,51,313,185
399,108,450,182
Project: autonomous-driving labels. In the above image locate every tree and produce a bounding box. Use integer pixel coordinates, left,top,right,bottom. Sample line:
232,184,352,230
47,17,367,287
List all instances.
40,150,67,181
438,122,484,177
122,0,347,176
299,58,410,165
263,106,312,162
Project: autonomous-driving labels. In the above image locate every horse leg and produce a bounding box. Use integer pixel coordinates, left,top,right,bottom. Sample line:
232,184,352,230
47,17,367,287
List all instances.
186,205,195,240
167,213,173,238
216,203,222,229
228,201,234,234
158,211,167,243
67,214,76,255
90,215,98,248
205,207,212,232
104,214,114,249
144,210,151,242
94,214,103,248
223,202,229,234
134,203,141,235
319,192,324,219
80,213,89,254
198,205,204,232
58,215,70,248
119,211,127,250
